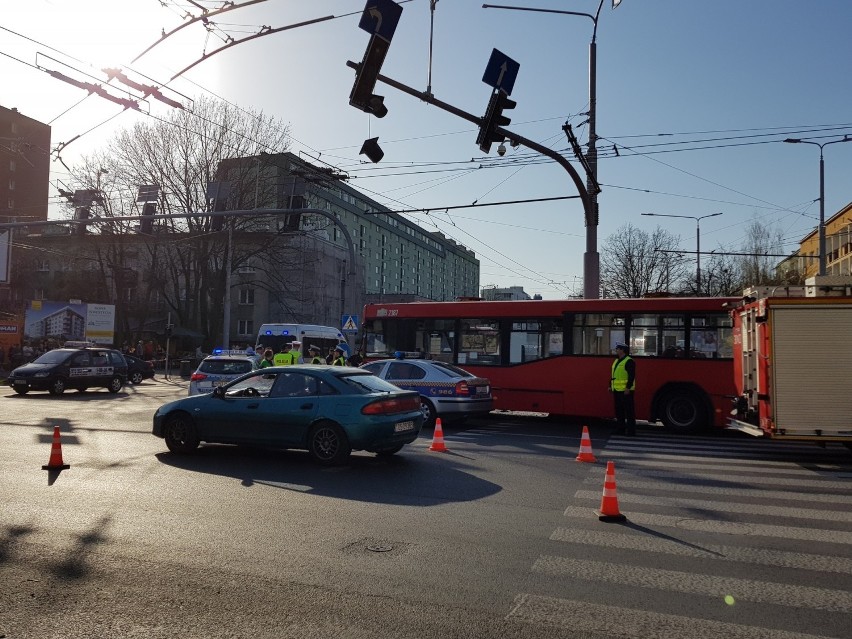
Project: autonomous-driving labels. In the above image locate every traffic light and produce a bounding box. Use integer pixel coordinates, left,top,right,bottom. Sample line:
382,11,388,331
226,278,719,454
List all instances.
349,34,390,118
75,206,90,236
359,137,384,163
140,202,155,234
476,88,516,154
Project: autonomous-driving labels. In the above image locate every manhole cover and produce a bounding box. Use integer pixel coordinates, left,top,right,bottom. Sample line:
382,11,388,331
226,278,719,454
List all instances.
367,544,393,553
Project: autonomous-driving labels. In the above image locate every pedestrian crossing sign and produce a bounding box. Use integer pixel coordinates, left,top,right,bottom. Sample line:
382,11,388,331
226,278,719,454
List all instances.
341,314,359,332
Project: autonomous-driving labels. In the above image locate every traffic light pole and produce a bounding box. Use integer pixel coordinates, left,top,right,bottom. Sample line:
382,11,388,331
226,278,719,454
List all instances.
348,62,599,298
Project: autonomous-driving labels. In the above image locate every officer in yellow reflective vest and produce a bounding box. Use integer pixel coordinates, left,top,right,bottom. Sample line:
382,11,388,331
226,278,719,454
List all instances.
331,345,347,366
273,341,303,366
610,342,637,436
307,345,324,364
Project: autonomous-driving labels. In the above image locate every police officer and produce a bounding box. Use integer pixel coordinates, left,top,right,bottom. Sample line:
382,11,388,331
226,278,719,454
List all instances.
307,345,324,364
274,341,302,366
610,342,636,436
331,345,347,366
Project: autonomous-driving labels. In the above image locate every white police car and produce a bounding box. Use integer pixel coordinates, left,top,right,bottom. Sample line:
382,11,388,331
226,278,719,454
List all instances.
188,351,258,396
361,356,493,428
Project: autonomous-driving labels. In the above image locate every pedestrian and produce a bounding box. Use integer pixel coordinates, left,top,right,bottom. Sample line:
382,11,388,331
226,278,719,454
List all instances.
347,348,363,367
610,341,636,436
331,345,347,367
259,348,275,368
325,347,335,365
307,345,324,364
245,343,256,356
274,340,302,366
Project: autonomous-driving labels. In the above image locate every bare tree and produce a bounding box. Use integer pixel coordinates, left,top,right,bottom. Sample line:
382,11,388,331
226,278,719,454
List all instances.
70,95,292,342
600,223,687,298
736,217,786,287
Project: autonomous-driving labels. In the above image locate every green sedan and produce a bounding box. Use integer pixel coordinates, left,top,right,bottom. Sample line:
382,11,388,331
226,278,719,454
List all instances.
152,365,424,465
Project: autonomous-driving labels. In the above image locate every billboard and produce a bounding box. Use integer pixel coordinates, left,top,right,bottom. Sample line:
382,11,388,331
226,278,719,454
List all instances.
24,300,115,346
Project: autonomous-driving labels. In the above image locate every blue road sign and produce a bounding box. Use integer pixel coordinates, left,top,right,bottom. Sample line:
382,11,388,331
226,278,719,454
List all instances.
482,48,520,96
358,0,403,43
341,314,359,332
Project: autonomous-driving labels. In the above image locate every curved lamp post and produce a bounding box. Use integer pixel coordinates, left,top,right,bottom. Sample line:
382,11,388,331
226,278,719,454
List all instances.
783,135,851,276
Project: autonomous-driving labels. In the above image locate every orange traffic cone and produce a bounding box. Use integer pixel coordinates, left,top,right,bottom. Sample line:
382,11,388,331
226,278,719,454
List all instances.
429,417,448,452
42,426,70,471
575,425,597,463
596,461,626,522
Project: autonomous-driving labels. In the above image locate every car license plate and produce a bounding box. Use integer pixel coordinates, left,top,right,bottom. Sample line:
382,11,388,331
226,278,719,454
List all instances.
13,379,27,385
475,386,489,395
394,420,415,432
198,383,213,392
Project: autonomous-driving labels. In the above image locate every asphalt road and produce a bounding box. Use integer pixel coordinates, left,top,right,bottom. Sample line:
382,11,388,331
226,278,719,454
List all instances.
1,378,850,639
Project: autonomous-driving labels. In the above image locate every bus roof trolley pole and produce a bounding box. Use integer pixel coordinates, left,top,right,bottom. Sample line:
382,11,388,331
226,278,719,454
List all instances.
345,62,600,299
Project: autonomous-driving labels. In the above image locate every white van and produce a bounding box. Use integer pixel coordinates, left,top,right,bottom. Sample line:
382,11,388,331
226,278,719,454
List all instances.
255,323,348,360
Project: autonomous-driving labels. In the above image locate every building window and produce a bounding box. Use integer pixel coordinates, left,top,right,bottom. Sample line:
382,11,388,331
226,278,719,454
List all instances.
34,288,45,301
239,288,255,305
238,259,256,274
37,260,49,272
237,320,254,336
8,179,14,190
7,198,13,209
9,160,15,172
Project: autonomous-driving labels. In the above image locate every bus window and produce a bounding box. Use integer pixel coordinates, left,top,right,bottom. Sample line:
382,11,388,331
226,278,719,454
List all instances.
415,319,455,362
628,314,658,357
572,314,625,355
459,319,500,366
690,314,733,359
661,316,686,358
510,319,563,364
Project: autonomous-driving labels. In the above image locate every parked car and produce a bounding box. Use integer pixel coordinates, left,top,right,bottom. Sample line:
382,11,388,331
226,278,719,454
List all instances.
7,347,128,395
188,353,258,396
153,365,424,464
124,354,155,385
361,357,493,428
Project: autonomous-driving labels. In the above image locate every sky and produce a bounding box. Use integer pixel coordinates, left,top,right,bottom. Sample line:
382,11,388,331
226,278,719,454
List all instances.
2,0,851,299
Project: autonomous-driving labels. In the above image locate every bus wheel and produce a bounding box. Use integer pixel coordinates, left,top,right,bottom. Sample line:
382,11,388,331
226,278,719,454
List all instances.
660,389,707,434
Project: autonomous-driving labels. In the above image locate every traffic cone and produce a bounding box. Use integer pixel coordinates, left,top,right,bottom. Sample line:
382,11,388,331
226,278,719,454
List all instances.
429,418,448,452
575,425,597,463
42,426,70,471
596,461,626,522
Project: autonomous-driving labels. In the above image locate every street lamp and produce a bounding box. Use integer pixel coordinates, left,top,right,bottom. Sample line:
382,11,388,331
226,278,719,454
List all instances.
642,212,723,295
483,0,611,299
783,135,852,276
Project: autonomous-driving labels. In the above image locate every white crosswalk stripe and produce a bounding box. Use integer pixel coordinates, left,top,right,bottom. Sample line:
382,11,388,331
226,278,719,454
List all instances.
508,432,852,638
507,594,839,639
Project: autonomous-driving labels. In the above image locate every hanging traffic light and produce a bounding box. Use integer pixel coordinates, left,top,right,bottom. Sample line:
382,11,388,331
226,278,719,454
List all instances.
349,0,402,118
359,137,384,163
476,88,516,154
140,202,155,234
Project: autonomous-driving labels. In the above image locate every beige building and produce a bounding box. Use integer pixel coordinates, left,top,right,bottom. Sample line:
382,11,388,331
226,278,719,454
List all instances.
780,201,852,280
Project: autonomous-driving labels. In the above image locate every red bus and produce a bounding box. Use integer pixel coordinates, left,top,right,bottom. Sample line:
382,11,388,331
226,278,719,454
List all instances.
362,297,738,433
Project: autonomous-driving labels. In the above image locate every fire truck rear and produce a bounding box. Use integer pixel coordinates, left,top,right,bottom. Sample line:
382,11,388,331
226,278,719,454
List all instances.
729,276,852,448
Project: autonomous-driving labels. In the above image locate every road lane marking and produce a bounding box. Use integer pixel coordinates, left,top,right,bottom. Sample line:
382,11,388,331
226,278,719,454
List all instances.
549,527,852,574
507,593,840,639
531,556,852,612
562,506,852,545
573,489,852,523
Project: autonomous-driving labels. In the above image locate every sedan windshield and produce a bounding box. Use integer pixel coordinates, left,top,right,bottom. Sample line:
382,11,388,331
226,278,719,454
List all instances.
339,372,402,394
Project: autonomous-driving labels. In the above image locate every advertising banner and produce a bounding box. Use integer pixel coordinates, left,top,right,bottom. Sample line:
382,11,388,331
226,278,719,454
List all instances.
24,300,115,346
85,303,116,345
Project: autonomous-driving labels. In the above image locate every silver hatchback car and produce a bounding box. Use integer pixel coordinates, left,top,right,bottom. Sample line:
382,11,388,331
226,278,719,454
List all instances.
361,357,493,428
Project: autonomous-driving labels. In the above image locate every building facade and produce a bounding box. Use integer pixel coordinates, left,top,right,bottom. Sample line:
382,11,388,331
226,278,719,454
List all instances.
0,106,50,225
778,201,852,281
218,153,481,304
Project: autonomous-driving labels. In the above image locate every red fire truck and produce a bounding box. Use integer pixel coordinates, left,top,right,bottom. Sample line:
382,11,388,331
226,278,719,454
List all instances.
729,277,852,448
